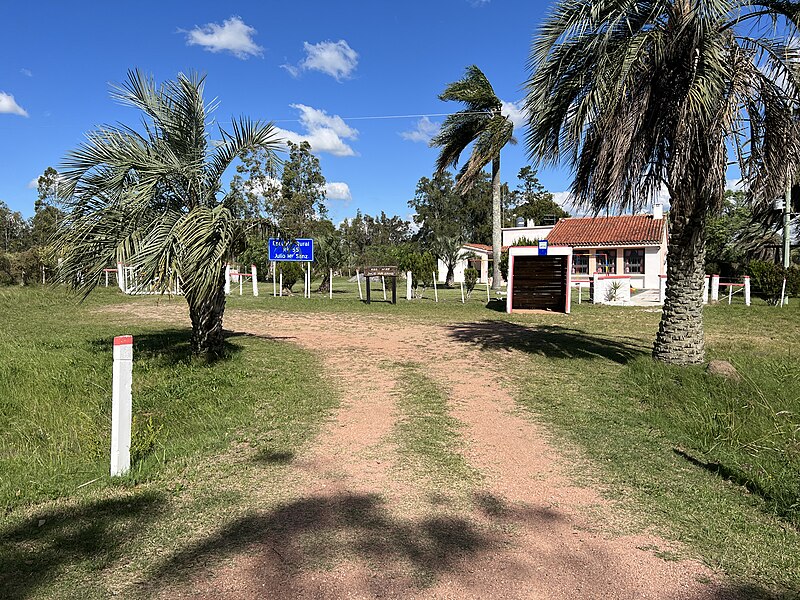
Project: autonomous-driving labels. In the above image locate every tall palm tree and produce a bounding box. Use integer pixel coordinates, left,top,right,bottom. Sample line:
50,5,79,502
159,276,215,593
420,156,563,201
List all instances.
525,0,800,365
55,70,281,356
431,65,515,290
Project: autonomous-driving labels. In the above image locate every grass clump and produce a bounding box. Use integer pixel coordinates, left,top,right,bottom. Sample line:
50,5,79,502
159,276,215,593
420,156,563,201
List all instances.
391,362,477,488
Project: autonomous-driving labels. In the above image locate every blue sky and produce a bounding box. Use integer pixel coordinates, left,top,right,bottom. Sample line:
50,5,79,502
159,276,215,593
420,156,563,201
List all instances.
1,0,579,224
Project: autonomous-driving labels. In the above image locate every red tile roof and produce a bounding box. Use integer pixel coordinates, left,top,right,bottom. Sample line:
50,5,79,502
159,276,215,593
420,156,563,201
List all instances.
463,243,509,253
547,215,665,247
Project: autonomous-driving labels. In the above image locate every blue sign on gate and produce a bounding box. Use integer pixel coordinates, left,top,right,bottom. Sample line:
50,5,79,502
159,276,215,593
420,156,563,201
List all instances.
538,240,549,256
268,238,314,262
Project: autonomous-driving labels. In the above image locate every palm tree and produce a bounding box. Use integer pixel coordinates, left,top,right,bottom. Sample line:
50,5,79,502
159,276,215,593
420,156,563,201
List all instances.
431,233,466,287
55,70,281,356
525,0,800,365
431,65,515,290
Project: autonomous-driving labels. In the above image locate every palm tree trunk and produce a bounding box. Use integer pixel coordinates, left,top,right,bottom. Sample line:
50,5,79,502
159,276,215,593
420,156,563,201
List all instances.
186,271,227,357
491,156,502,290
317,271,330,293
652,205,708,365
446,266,455,288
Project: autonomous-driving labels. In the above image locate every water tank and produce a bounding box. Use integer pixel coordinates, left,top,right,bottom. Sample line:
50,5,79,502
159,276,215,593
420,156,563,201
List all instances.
515,216,526,227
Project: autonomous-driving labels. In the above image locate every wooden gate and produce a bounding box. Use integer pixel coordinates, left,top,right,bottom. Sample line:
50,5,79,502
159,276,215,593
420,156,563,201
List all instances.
511,256,568,312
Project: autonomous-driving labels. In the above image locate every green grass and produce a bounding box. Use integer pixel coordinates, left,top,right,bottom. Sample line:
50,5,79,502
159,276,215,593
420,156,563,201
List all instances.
390,361,477,489
501,301,800,595
0,287,335,511
0,286,339,598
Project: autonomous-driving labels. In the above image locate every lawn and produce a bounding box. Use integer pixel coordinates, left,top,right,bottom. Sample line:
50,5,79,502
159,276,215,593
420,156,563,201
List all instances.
1,282,799,597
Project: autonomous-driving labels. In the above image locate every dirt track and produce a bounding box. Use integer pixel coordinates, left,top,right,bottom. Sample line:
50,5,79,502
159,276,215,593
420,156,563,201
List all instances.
125,304,734,599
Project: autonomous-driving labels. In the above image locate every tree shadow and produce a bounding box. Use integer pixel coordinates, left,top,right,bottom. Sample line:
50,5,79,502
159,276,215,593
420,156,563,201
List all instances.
0,491,166,600
253,449,296,465
87,329,243,366
445,321,648,364
140,492,536,596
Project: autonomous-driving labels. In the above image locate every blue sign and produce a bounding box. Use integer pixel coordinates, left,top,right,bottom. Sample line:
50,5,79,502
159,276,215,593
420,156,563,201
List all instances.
268,238,314,262
538,240,548,256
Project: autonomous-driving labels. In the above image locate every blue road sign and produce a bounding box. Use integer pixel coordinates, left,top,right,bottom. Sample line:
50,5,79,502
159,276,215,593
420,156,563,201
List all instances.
268,238,314,262
538,240,549,256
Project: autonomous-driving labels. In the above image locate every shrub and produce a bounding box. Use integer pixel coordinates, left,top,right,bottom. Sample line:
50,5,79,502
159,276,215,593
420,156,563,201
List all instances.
278,261,305,293
748,260,794,305
464,267,479,299
399,251,437,299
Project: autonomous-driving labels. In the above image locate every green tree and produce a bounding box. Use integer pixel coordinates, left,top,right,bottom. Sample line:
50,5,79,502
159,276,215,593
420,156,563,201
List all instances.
31,167,64,248
54,70,281,356
431,65,515,289
525,0,800,365
0,201,30,253
277,141,327,238
314,232,345,292
431,233,465,287
509,167,568,226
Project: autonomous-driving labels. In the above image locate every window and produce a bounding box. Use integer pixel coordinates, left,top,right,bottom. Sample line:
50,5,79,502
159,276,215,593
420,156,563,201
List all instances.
572,251,589,274
624,248,644,274
596,250,616,274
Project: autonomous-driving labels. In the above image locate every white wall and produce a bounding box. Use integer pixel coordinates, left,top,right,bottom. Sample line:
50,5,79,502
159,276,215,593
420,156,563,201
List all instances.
438,250,490,283
643,246,664,289
502,225,555,247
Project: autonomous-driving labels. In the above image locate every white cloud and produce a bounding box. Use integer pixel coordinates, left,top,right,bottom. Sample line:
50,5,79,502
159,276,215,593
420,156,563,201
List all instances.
0,92,28,117
400,116,439,143
726,178,746,191
551,187,671,217
27,177,39,189
283,40,358,81
275,103,358,157
501,100,528,130
20,68,32,77
325,182,352,201
185,16,263,59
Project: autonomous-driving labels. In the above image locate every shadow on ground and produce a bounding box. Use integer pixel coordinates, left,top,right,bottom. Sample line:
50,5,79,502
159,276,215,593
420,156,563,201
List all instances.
0,491,166,600
87,329,243,366
446,321,648,364
139,492,540,596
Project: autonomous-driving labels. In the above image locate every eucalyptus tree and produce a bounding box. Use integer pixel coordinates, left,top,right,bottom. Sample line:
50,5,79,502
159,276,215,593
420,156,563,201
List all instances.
431,65,515,289
525,0,800,365
55,70,281,356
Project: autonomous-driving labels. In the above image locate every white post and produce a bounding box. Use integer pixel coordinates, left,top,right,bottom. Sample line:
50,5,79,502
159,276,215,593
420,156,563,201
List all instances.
711,274,720,302
329,268,333,300
273,262,277,297
594,273,601,304
728,284,733,305
308,263,312,298
105,271,109,287
460,281,465,303
382,276,387,301
279,270,283,297
433,274,439,303
111,335,133,477
224,265,231,295
744,276,750,306
658,275,665,304
703,275,709,304
42,265,46,285
239,272,243,296
780,277,787,307
486,281,490,303
117,263,125,292
406,271,412,300
357,270,363,300
252,265,259,297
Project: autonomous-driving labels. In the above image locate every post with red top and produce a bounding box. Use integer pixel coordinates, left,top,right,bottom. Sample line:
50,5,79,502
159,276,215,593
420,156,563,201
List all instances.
111,335,133,477
711,274,720,302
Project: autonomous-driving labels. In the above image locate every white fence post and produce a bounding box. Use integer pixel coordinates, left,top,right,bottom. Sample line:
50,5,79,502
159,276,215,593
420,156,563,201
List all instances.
251,265,259,296
111,335,133,477
273,262,277,297
117,263,125,292
224,265,231,295
711,274,720,302
703,275,709,304
460,281,465,303
279,269,283,297
239,271,243,295
433,274,439,303
593,273,601,304
486,281,490,303
744,276,750,306
329,268,333,300
406,271,412,300
357,269,363,300
382,276,387,301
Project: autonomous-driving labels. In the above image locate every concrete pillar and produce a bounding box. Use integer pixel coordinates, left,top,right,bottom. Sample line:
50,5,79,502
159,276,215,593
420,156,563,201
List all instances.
711,274,720,302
